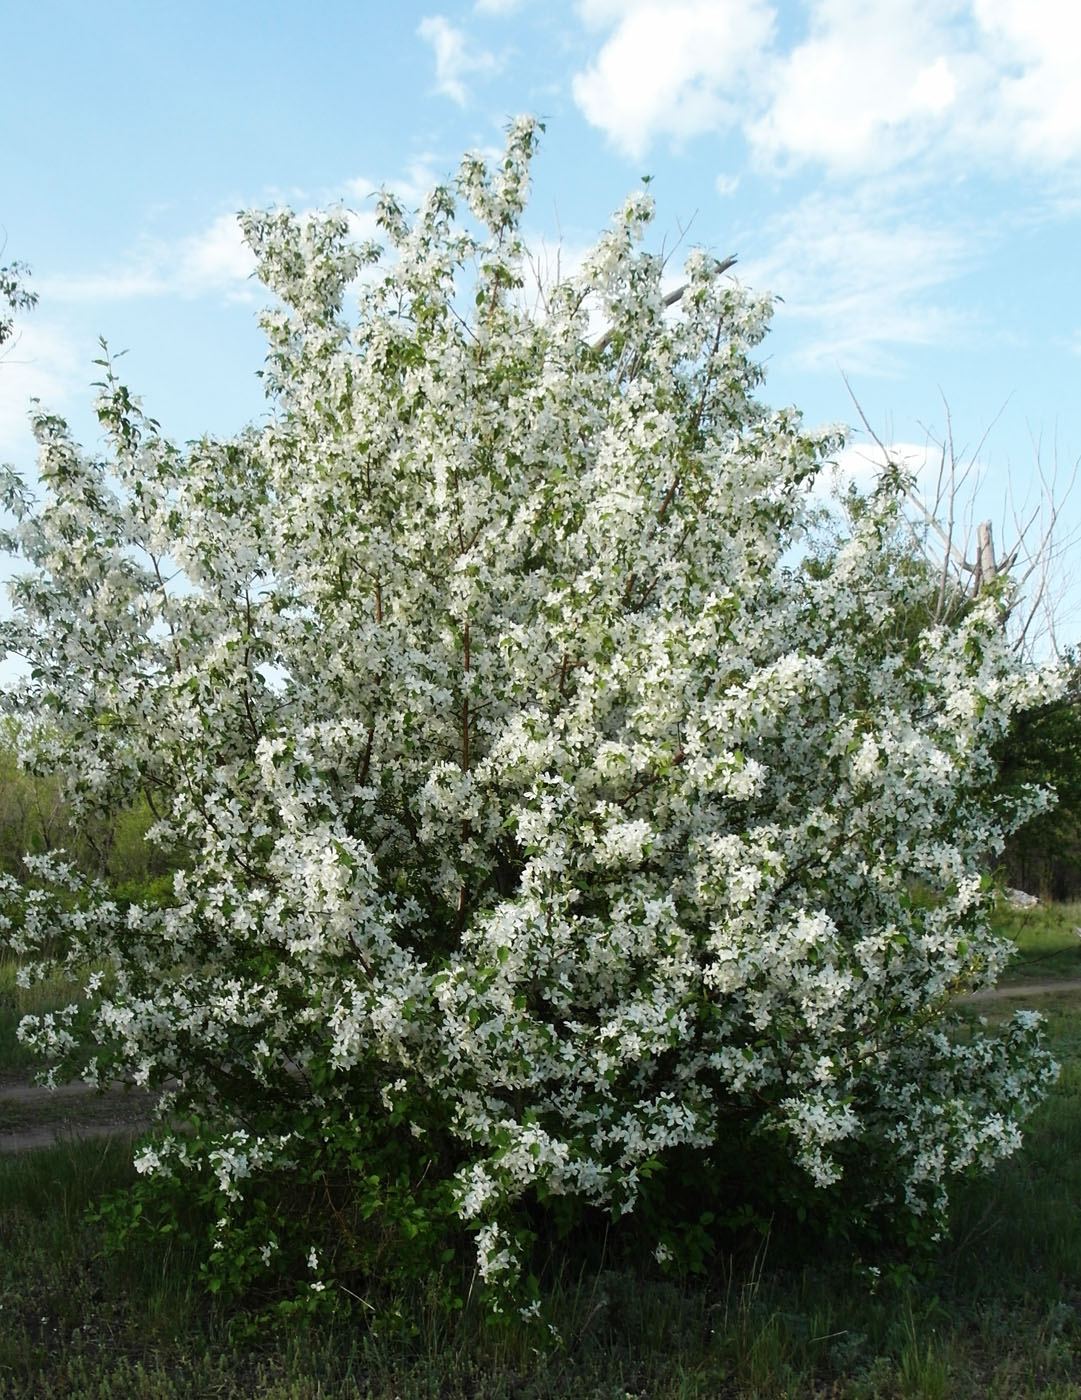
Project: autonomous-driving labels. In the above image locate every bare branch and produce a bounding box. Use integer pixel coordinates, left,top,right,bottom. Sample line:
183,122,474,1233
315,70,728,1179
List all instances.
841,384,1079,657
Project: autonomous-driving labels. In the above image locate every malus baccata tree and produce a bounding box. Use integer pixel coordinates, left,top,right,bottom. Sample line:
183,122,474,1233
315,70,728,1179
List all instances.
1,120,1060,1310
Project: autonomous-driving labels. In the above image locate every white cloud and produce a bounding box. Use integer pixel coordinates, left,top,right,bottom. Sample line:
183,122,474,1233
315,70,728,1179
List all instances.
571,0,1081,175
576,0,628,19
174,214,257,299
38,213,257,306
344,156,443,220
827,439,939,494
972,0,1081,164
910,57,958,115
417,15,499,106
571,0,775,159
809,438,956,518
747,2,967,172
564,0,1081,393
750,0,1081,174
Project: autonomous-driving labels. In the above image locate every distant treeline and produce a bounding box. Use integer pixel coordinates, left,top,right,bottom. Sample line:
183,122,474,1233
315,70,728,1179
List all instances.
997,659,1081,901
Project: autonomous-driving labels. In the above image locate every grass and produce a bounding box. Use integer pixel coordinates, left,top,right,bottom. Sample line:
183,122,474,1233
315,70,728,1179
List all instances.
992,899,1081,985
2,1005,1081,1397
4,908,1081,1396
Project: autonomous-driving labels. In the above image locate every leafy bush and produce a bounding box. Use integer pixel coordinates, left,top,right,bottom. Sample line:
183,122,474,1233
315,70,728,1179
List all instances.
0,120,1060,1312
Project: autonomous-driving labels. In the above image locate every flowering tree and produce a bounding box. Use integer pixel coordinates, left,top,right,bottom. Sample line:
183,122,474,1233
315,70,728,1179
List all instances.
0,120,1059,1311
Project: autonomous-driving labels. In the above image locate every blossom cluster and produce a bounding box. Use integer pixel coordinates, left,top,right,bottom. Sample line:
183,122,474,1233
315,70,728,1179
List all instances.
1,118,1058,1303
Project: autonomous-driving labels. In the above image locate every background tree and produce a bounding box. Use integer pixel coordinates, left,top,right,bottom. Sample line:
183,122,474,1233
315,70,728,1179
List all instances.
0,720,172,894
994,656,1081,900
841,394,1081,896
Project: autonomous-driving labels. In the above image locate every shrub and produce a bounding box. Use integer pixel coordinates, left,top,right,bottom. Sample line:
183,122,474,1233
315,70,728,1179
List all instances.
0,119,1059,1312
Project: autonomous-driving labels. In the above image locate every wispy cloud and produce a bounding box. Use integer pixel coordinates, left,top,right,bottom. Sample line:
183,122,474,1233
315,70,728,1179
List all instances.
736,184,979,375
417,15,499,106
38,213,257,306
32,151,468,323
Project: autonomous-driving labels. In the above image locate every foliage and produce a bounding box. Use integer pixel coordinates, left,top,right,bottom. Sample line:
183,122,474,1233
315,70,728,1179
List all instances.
998,656,1081,898
0,119,1061,1312
816,490,1081,898
6,999,1081,1397
0,256,36,351
0,723,67,876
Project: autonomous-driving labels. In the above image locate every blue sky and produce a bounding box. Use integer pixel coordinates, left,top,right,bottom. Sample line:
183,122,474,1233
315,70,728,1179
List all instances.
3,0,1080,652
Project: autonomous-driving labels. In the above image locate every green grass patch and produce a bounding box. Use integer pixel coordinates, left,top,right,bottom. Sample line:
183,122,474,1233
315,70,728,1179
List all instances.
993,899,1081,985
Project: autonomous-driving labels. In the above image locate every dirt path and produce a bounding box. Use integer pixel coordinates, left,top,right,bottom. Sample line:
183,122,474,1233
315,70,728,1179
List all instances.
0,1119,147,1154
963,978,1081,1002
0,1078,157,1155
